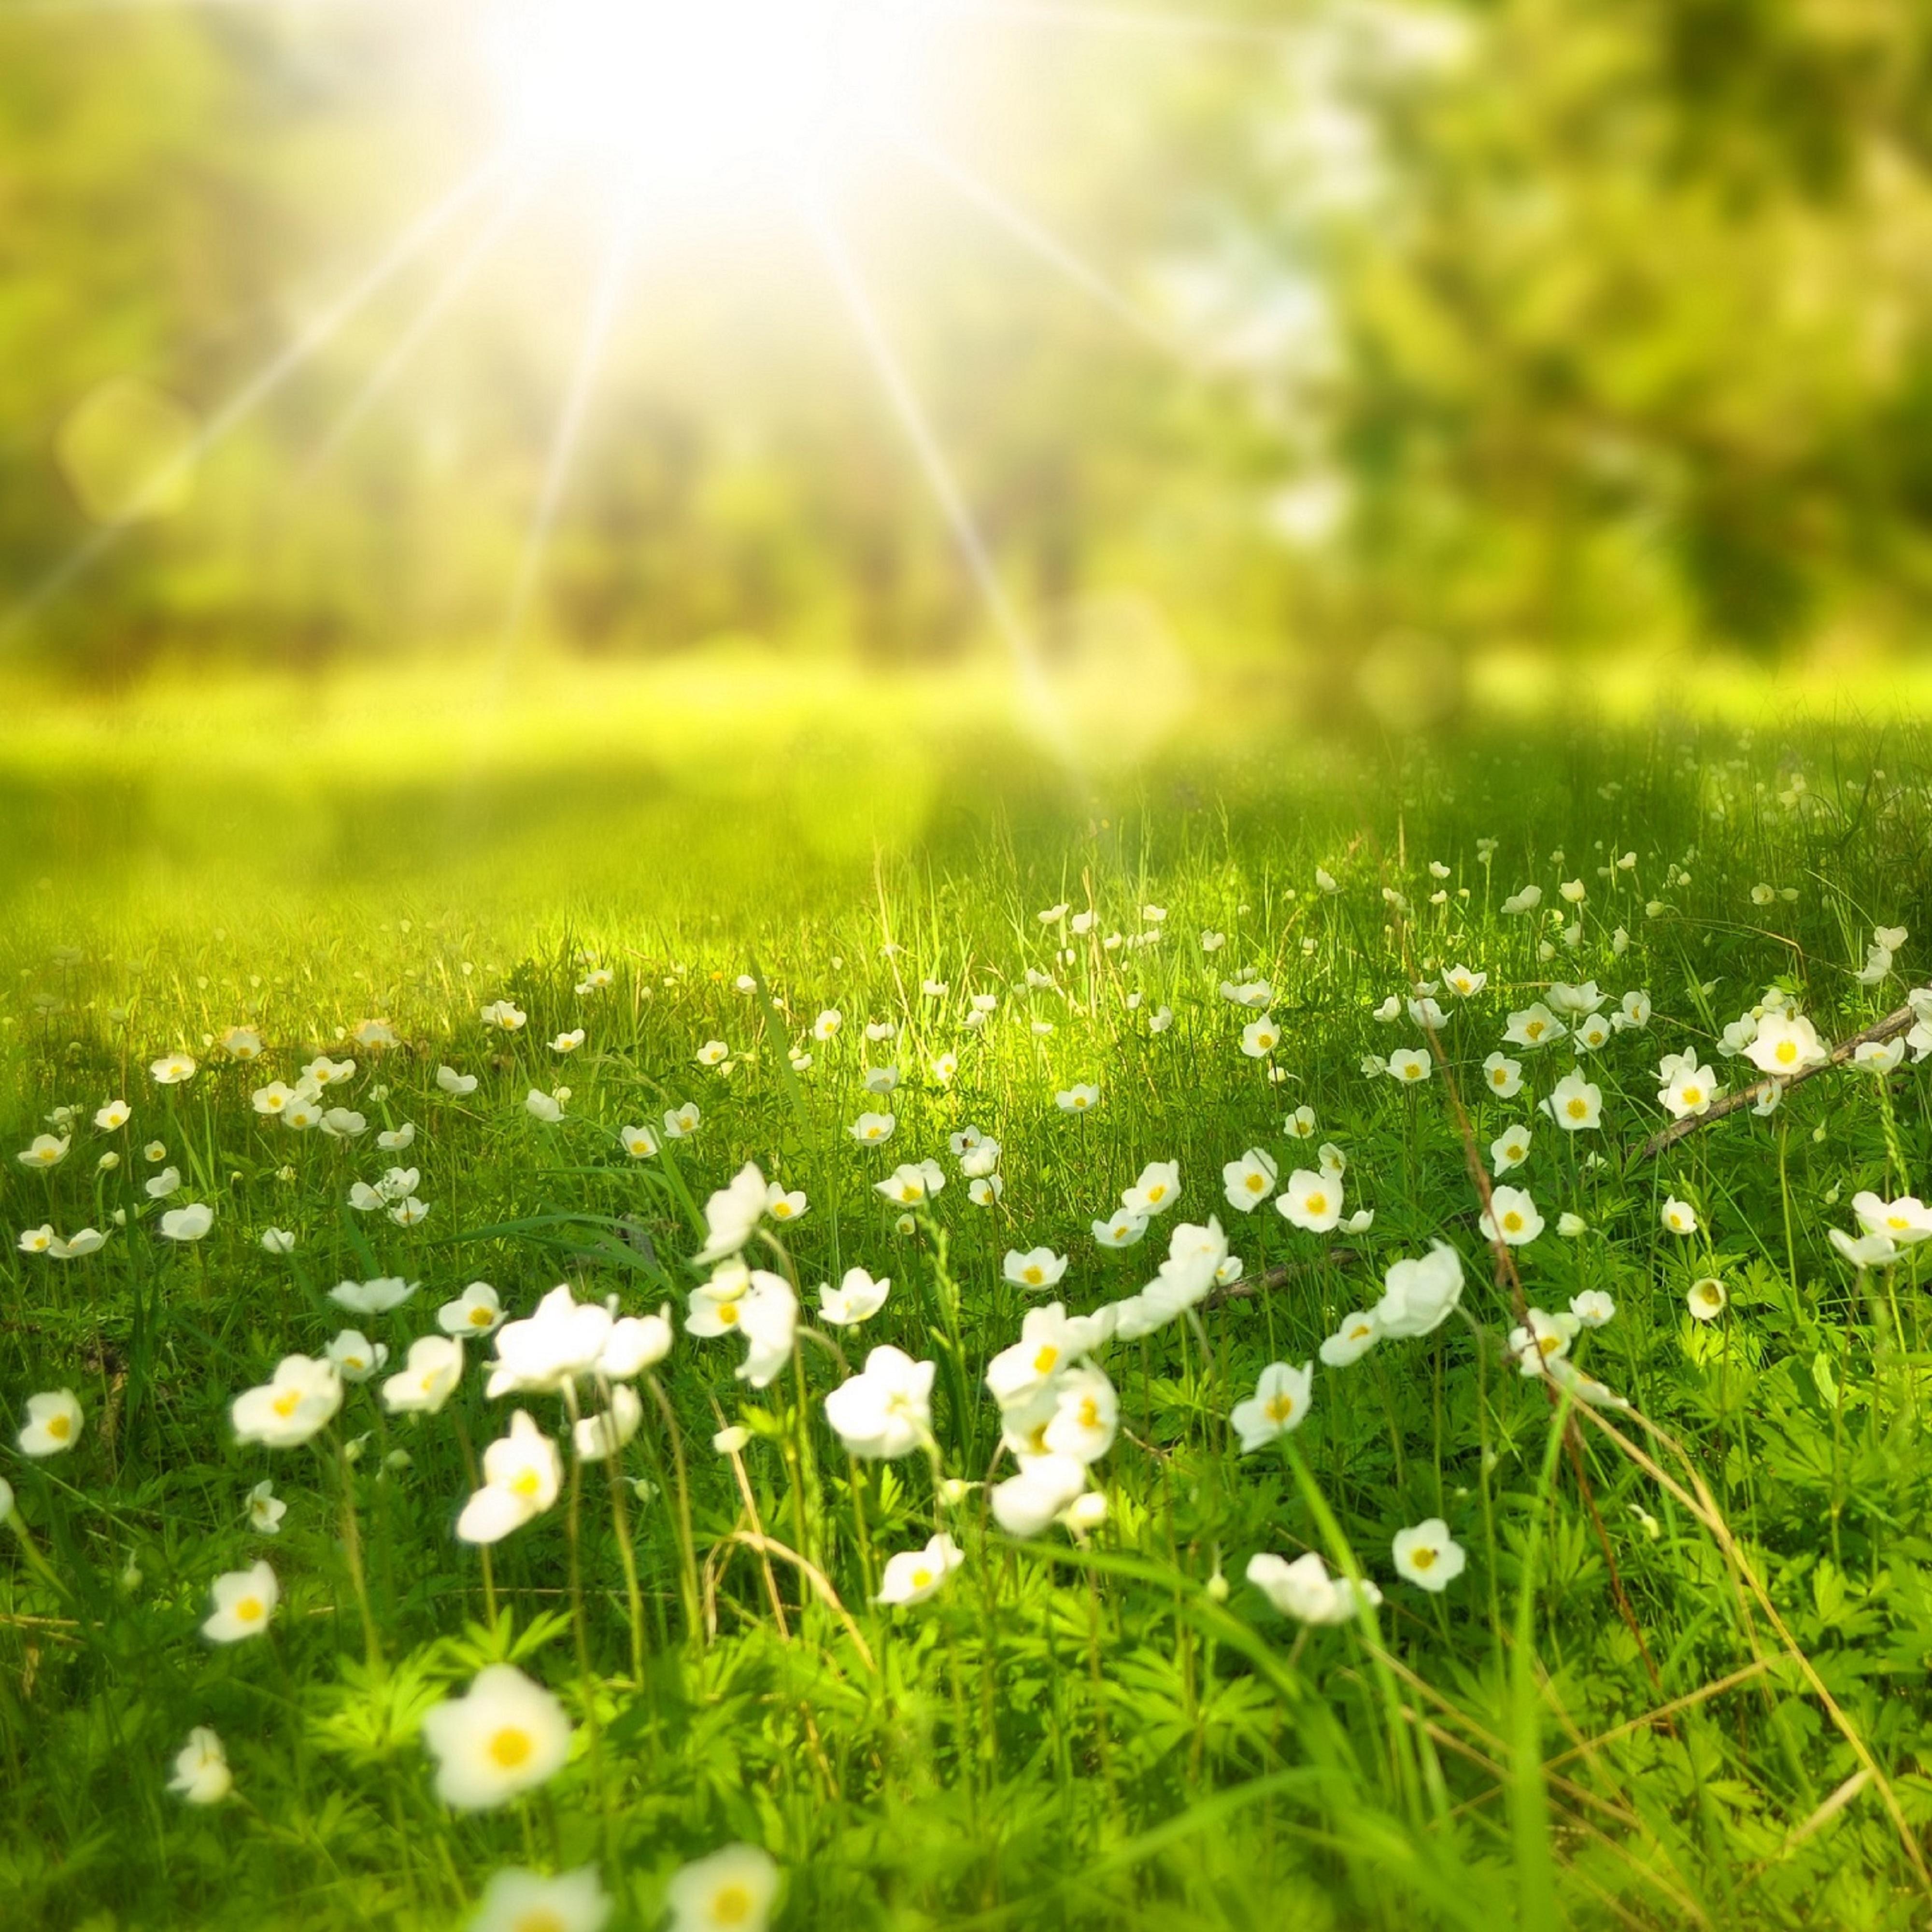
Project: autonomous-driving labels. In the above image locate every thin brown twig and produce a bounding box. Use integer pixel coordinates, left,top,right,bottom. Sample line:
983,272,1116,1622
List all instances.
1638,1004,1916,1161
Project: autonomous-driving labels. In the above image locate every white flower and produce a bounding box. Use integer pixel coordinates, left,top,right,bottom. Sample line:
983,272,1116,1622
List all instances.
1687,1277,1728,1322
1284,1105,1317,1139
17,1388,84,1457
1744,1011,1828,1077
1659,1060,1719,1118
819,1267,890,1327
1246,1551,1381,1624
17,1226,55,1256
1854,1038,1905,1076
159,1202,214,1242
383,1336,466,1416
663,1102,702,1138
1370,1242,1464,1338
1851,1192,1932,1245
202,1561,279,1643
1092,1209,1148,1249
1504,1004,1563,1049
1490,1124,1532,1174
735,1272,798,1388
1276,1167,1342,1233
1386,1048,1431,1084
1240,1014,1282,1057
1443,964,1487,997
876,1160,945,1206
1661,1195,1700,1236
1509,1308,1579,1374
989,1453,1088,1538
1319,1309,1380,1366
1055,1083,1101,1113
1481,1052,1523,1098
1003,1246,1068,1292
814,1009,842,1040
149,1052,198,1086
573,1385,644,1462
457,1411,563,1544
1148,1005,1173,1034
1545,1071,1603,1131
695,1161,769,1264
849,1111,896,1145
1480,1185,1544,1247
480,1001,526,1032
598,1307,674,1379
1122,1160,1180,1217
51,1227,107,1259
824,1347,935,1459
328,1276,418,1316
233,1355,342,1447
326,1330,389,1383
665,1844,780,1932
260,1227,296,1255
1222,1147,1279,1211
1230,1361,1313,1451
861,1065,901,1097
1502,885,1542,916
16,1133,69,1170
95,1099,131,1131
247,1478,286,1534
471,1867,611,1932
1830,1228,1900,1270
168,1727,232,1805
421,1665,571,1811
525,1090,564,1123
437,1065,479,1096
486,1285,613,1397
620,1123,660,1159
1042,1364,1120,1463
303,1056,356,1088
1392,1519,1466,1593
876,1534,965,1607
440,1282,506,1336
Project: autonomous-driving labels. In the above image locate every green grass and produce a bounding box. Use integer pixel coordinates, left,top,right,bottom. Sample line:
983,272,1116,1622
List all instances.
5,690,1932,1931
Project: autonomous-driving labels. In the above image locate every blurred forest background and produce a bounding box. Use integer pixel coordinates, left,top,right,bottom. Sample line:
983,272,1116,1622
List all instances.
3,0,1932,700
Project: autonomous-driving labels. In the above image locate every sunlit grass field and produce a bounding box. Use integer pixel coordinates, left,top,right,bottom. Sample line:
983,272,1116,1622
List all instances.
6,675,1932,1931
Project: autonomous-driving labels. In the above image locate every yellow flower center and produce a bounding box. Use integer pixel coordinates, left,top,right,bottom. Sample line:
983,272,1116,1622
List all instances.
1539,1332,1563,1357
1305,1192,1327,1216
488,1726,533,1769
1147,1184,1166,1202
272,1389,302,1419
717,1304,739,1327
1683,1086,1702,1106
1502,1212,1523,1233
1776,1039,1797,1065
1492,1069,1508,1087
235,1596,263,1622
1566,1098,1587,1119
1411,1546,1437,1570
1245,1174,1265,1193
1077,1398,1101,1429
1023,1266,1043,1284
1264,1394,1295,1423
470,1307,493,1326
512,1912,566,1932
511,1468,541,1498
711,1885,753,1927
910,1567,933,1591
1033,1345,1059,1375
1526,1022,1544,1040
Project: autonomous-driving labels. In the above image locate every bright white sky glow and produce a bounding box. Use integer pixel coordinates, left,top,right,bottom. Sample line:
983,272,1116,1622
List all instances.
483,0,946,207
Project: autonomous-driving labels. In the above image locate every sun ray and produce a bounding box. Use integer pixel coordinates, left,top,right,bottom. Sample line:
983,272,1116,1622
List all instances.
0,148,514,646
301,169,548,478
800,192,1069,756
901,136,1194,365
490,213,637,675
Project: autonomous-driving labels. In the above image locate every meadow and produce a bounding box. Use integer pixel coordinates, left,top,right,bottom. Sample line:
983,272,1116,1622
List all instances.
6,682,1932,1931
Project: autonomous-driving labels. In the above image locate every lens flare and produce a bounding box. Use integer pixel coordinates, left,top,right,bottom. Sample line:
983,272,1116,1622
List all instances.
483,0,941,207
